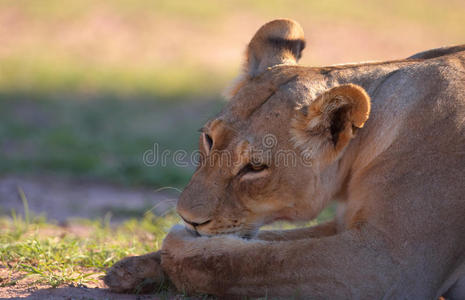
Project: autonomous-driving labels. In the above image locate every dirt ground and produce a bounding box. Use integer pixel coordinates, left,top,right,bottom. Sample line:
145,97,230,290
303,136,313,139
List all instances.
0,175,176,222
1,267,143,300
0,266,181,299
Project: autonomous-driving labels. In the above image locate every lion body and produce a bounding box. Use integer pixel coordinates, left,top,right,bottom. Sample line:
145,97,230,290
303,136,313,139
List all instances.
105,20,465,299
167,49,465,299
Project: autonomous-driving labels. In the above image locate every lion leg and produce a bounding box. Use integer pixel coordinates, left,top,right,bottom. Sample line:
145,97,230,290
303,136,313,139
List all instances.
104,251,171,293
161,225,416,298
256,219,338,241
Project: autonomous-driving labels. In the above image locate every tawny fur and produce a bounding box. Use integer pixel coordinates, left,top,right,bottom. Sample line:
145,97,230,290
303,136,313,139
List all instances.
105,19,465,299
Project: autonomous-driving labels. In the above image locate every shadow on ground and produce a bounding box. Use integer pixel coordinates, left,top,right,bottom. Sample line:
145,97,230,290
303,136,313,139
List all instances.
23,286,173,300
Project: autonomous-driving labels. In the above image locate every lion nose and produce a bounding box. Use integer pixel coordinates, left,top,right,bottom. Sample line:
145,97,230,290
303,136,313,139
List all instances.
177,194,213,228
176,180,216,229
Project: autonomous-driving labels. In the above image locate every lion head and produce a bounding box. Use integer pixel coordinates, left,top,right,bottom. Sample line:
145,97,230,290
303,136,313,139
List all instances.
176,19,371,237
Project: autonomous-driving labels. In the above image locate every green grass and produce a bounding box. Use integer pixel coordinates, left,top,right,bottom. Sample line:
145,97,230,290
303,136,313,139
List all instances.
0,95,223,187
0,1,460,297
0,57,233,99
0,209,180,289
0,200,334,291
1,0,463,188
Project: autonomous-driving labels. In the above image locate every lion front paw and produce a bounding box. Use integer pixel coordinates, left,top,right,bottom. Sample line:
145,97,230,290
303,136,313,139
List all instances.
103,251,167,293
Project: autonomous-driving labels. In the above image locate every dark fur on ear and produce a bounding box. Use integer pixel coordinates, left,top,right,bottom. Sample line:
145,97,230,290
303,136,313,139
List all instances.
267,37,306,61
291,84,371,163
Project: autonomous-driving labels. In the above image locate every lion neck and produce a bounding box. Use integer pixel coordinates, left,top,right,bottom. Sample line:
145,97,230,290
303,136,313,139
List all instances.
315,60,418,205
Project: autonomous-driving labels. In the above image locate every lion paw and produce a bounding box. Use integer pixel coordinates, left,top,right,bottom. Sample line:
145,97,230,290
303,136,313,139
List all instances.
103,251,167,293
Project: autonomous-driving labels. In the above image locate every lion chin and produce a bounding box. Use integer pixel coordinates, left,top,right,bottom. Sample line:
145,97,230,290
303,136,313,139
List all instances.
105,19,465,299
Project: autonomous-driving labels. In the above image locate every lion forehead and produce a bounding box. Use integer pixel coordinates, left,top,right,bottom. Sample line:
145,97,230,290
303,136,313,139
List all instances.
221,67,324,124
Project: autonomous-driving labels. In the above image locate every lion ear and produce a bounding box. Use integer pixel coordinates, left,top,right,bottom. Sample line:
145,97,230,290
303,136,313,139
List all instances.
291,84,371,163
224,19,305,99
245,19,305,77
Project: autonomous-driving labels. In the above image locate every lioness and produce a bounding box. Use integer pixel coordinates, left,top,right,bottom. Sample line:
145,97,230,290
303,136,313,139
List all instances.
105,19,465,299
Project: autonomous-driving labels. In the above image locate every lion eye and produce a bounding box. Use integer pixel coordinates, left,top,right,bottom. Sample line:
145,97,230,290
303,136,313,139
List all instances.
242,163,268,174
203,133,213,153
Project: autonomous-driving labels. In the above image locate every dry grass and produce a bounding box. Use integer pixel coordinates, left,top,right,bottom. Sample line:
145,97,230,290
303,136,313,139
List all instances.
1,0,464,96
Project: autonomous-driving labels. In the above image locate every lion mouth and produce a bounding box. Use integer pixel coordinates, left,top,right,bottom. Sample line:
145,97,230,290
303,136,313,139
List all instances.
184,223,258,240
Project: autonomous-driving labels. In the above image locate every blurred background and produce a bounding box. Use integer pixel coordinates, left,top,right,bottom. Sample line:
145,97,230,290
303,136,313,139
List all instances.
1,0,464,221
